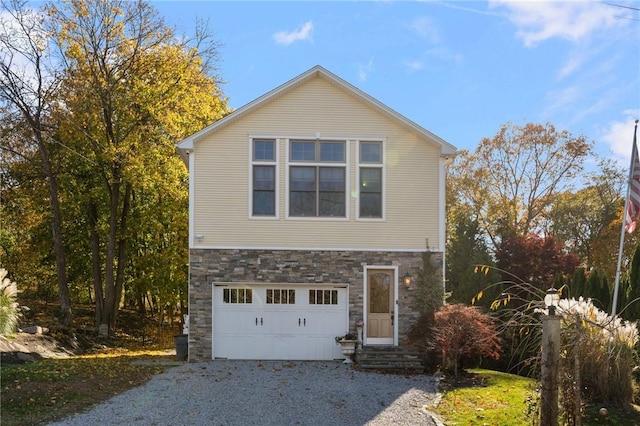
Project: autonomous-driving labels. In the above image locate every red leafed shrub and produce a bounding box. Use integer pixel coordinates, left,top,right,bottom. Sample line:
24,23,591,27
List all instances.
431,304,501,376
496,234,580,291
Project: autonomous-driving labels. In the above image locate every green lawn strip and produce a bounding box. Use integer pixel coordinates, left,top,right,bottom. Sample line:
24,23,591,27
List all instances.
434,369,640,426
1,355,174,426
435,369,535,425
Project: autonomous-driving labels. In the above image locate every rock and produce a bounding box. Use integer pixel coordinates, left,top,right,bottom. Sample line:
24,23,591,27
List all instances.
21,326,49,335
0,333,72,360
16,352,36,362
98,324,109,336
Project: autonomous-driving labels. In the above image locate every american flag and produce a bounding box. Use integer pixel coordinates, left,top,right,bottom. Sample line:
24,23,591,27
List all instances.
625,123,640,233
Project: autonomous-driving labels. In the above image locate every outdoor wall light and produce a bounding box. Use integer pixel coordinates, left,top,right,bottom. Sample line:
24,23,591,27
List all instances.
195,234,204,241
403,272,412,288
544,287,560,316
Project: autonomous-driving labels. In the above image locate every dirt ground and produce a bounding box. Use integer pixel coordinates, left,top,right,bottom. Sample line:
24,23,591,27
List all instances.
0,300,182,366
0,332,74,364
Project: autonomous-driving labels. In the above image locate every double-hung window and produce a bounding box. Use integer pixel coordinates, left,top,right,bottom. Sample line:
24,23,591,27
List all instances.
289,140,346,217
251,139,277,217
358,141,383,219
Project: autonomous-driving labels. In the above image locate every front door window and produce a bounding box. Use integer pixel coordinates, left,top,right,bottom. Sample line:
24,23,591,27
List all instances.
366,269,394,342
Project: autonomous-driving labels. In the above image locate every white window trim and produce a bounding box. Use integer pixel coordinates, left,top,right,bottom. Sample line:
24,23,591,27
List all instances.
285,137,350,221
356,139,386,221
249,137,280,220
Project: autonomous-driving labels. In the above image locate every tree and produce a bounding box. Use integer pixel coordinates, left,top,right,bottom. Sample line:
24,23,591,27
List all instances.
550,158,628,278
584,268,611,312
448,122,592,251
1,0,228,334
413,246,446,315
446,215,499,306
124,166,189,321
47,0,228,334
622,243,640,321
495,234,580,292
0,0,72,323
569,267,587,299
429,304,501,376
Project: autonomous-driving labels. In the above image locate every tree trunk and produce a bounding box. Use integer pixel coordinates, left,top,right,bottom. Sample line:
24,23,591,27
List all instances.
99,179,120,336
89,203,104,328
39,139,72,325
112,183,132,330
98,179,132,336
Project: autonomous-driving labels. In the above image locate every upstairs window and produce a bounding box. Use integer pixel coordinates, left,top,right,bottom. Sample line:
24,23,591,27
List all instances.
251,139,276,217
289,140,346,218
360,141,381,163
358,141,384,219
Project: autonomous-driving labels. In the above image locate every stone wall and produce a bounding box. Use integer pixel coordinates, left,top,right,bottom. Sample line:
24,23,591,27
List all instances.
187,249,443,362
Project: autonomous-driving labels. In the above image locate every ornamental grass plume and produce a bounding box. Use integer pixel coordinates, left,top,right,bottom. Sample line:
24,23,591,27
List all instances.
0,269,19,336
557,297,638,406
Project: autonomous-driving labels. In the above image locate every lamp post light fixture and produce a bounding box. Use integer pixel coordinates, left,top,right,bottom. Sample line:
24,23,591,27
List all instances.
402,272,412,288
545,287,560,316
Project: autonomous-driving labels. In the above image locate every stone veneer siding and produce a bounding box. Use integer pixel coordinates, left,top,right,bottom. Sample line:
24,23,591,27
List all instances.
187,249,443,362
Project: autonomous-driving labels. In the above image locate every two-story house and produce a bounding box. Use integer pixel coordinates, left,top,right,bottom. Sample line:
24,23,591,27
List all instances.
177,65,456,362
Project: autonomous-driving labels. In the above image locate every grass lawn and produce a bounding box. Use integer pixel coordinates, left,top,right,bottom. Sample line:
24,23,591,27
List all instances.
1,349,177,426
435,369,535,425
434,369,640,426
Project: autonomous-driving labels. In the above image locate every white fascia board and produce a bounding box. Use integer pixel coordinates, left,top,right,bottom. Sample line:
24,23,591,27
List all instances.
188,151,196,247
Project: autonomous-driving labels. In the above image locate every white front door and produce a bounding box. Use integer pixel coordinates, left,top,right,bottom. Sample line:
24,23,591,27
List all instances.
213,284,348,360
364,268,397,345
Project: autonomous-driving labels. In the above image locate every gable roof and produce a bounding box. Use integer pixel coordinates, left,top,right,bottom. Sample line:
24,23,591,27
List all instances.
176,65,457,164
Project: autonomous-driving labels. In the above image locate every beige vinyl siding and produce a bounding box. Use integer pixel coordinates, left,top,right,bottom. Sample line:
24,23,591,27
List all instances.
193,76,442,251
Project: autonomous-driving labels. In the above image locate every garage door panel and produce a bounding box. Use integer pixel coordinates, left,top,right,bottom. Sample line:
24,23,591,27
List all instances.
215,308,260,333
213,284,348,360
213,333,259,359
304,306,346,334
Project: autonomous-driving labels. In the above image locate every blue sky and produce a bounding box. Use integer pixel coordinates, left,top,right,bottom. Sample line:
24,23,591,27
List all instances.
154,1,639,169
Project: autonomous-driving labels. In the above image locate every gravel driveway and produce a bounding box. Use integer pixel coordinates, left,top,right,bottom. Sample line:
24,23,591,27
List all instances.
48,360,444,426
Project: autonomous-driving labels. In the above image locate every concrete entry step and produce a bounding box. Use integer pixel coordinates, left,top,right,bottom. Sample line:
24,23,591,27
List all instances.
356,345,424,371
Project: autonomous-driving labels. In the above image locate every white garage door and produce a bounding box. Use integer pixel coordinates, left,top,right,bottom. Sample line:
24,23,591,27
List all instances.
213,284,348,360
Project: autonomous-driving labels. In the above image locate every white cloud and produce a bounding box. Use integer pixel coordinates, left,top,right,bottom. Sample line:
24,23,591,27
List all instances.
425,47,463,64
600,111,640,166
404,60,424,71
544,85,582,116
557,49,588,80
408,16,439,43
273,21,314,46
542,43,632,127
358,58,374,82
489,1,627,47
405,15,462,71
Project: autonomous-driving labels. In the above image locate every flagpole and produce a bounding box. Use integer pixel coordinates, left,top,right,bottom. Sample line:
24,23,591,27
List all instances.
612,119,639,317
